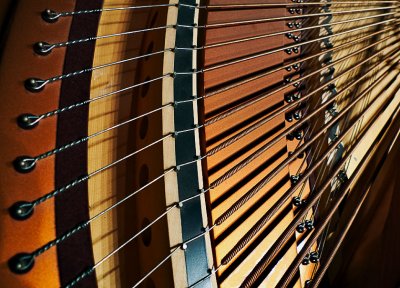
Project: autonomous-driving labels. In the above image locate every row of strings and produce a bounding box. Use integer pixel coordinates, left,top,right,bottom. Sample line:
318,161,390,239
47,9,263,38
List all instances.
9,1,400,288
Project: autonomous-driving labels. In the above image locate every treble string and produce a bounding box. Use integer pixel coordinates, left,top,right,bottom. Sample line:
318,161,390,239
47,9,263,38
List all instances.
305,42,388,284
16,20,398,177
11,2,400,286
14,23,395,224
308,107,400,288
25,12,397,92
277,101,400,288
23,18,397,131
12,33,398,288
241,56,400,287
261,56,400,288
223,45,400,274
42,0,398,23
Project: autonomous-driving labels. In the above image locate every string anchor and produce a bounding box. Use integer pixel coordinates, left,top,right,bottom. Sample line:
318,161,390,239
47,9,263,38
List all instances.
9,201,34,220
17,114,40,129
24,78,47,92
8,252,35,274
296,222,306,233
41,9,61,23
309,251,320,263
13,156,36,173
33,42,55,55
302,254,310,265
305,219,314,230
285,112,294,122
292,196,302,207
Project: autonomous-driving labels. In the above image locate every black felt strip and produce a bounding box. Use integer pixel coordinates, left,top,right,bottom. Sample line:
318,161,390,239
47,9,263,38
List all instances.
55,1,103,287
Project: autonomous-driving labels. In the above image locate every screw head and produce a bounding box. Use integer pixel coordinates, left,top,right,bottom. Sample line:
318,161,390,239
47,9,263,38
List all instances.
292,196,302,207
296,222,305,233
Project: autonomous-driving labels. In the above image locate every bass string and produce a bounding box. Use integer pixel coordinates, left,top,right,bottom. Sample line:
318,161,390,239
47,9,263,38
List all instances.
206,33,400,214
47,0,399,20
18,44,390,288
29,18,397,132
307,39,395,283
304,55,375,242
240,58,400,287
16,19,398,238
298,43,398,277
225,0,400,284
308,106,400,287
13,2,400,285
54,43,400,288
222,43,400,271
21,21,397,175
281,102,400,288
206,48,400,284
36,12,396,83
38,5,398,54
266,57,400,287
204,26,399,160
28,13,398,94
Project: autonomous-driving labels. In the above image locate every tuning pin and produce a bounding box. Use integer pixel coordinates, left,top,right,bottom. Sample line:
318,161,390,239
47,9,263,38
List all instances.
327,102,338,115
285,76,292,83
295,22,302,28
288,8,296,14
286,113,294,122
294,35,301,42
310,251,320,263
305,220,314,230
293,47,300,54
296,222,306,233
292,196,302,207
285,48,293,55
286,66,292,72
296,8,302,14
302,254,310,265
338,170,349,183
324,83,336,92
294,110,302,120
293,92,302,99
285,94,295,103
294,130,304,140
293,63,301,70
325,42,334,49
322,67,335,77
290,174,301,185
305,280,312,287
287,22,295,28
